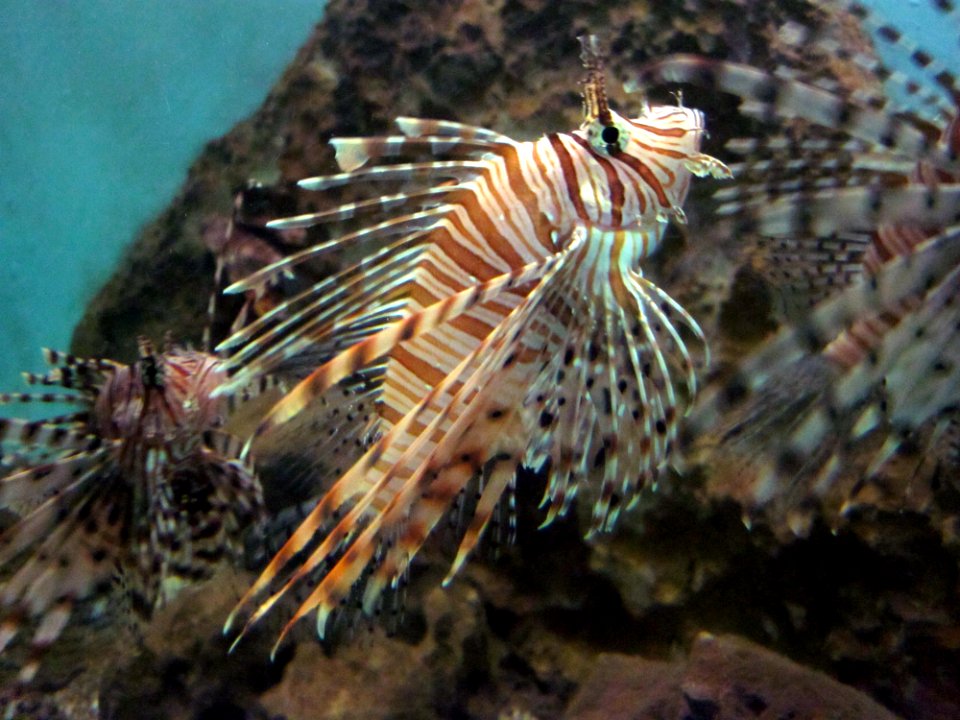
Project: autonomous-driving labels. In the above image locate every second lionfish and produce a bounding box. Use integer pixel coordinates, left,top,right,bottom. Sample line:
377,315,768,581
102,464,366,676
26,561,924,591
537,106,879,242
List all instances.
221,36,730,651
634,0,960,534
0,338,264,682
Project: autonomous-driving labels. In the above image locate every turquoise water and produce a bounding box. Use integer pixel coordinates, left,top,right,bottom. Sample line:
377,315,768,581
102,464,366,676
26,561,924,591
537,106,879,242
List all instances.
0,0,324,391
858,0,957,112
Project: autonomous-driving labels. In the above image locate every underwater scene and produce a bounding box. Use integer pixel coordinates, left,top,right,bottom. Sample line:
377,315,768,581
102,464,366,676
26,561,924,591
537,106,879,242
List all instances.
0,0,958,718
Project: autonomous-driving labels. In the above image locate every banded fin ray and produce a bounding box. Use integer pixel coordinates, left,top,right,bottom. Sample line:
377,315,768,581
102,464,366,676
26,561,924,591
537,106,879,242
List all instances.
0,460,122,682
827,0,960,105
222,253,569,641
0,344,265,681
293,160,488,194
330,134,515,173
686,225,960,441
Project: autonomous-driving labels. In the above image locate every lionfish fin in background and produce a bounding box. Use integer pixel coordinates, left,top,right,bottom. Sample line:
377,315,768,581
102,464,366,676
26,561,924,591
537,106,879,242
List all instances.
823,0,960,108
634,0,960,532
222,35,728,650
691,227,960,513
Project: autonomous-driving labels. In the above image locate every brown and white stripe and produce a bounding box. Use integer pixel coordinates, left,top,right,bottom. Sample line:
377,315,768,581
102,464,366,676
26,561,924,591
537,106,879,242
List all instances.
0,341,264,682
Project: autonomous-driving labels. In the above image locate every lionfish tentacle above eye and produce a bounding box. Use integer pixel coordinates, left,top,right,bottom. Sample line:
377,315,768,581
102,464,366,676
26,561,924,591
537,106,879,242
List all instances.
222,35,729,648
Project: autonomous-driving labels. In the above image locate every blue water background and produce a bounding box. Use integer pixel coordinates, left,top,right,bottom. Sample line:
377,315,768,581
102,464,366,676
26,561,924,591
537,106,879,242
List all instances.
858,0,958,111
0,0,954,394
0,0,324,393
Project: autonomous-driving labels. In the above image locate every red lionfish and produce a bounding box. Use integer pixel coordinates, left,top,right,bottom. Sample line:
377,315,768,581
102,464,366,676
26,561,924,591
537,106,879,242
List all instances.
0,337,264,682
633,0,960,532
220,36,730,653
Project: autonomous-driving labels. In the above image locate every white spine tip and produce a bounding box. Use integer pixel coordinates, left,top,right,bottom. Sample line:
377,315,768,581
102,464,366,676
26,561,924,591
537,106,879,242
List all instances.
227,634,244,655
315,606,331,641
222,610,237,636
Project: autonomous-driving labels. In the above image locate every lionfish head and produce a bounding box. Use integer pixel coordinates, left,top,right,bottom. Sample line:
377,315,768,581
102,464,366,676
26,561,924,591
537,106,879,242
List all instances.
578,34,729,226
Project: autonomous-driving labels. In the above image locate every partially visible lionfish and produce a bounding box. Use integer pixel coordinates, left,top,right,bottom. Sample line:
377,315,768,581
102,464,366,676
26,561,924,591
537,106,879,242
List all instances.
203,182,311,347
203,183,383,527
633,0,960,533
0,337,263,682
221,36,730,652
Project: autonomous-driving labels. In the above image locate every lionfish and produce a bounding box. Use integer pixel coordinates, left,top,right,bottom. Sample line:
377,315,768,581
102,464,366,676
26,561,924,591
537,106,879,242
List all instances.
204,183,384,528
220,36,730,652
203,182,311,346
0,337,263,682
633,0,960,532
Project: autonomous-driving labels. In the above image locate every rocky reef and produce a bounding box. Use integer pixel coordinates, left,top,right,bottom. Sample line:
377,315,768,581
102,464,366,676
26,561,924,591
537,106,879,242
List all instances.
40,0,960,718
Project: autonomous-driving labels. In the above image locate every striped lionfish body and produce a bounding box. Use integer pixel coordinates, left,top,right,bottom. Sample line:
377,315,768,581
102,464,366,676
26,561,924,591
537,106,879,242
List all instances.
0,338,263,682
633,0,960,532
221,37,730,651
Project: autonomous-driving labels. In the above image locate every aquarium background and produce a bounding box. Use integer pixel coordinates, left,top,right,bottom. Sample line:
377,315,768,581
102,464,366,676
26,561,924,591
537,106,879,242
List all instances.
0,0,325,392
0,1,957,718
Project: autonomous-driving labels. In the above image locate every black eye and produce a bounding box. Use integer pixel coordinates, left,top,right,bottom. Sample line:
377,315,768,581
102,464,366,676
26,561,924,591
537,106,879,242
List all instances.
600,125,620,146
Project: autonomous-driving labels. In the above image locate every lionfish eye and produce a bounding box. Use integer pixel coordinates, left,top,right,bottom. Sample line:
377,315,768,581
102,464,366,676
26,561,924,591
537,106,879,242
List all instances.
588,118,629,155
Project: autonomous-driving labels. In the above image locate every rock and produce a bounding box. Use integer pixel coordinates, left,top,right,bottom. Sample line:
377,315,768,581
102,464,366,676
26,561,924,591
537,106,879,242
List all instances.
564,653,685,720
567,633,903,720
683,633,901,720
259,580,489,720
